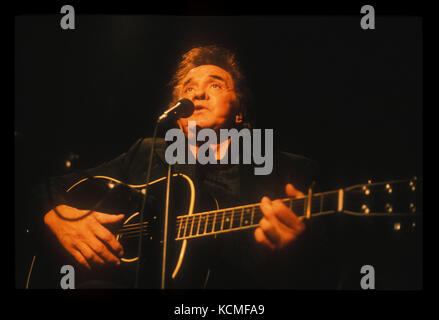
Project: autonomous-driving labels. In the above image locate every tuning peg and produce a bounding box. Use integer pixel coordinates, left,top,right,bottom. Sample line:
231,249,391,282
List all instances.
385,184,393,194
362,185,371,196
64,152,80,169
361,204,370,215
409,177,418,191
385,203,393,213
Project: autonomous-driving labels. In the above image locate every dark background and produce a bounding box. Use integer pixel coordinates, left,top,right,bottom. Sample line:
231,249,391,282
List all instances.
15,15,422,289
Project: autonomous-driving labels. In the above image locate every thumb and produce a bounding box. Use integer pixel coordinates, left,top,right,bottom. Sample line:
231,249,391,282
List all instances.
285,183,305,198
94,212,125,225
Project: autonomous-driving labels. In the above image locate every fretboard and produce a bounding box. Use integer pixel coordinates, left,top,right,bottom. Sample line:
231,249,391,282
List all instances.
175,190,341,240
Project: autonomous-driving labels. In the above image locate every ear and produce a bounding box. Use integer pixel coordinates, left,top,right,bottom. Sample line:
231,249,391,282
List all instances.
235,112,243,124
231,95,243,124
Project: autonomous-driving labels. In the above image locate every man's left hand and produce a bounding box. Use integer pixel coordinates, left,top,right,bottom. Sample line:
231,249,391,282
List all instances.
254,183,306,250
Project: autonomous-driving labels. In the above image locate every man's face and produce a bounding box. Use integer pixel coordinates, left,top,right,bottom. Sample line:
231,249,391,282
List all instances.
176,65,238,136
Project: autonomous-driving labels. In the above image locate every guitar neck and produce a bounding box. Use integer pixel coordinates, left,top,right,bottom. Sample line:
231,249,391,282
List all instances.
175,189,342,240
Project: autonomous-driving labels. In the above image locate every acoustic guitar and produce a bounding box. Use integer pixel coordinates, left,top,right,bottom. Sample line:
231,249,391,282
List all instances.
25,174,421,289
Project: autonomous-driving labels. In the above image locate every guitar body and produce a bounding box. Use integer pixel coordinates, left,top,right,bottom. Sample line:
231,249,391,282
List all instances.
27,174,218,289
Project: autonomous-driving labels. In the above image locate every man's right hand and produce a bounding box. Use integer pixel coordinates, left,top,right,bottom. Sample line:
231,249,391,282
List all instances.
44,205,125,270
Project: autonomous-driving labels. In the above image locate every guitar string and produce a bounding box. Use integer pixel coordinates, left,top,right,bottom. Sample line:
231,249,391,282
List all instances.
118,226,149,235
176,205,305,237
174,200,312,230
117,208,416,240
175,211,341,240
119,224,151,232
111,179,418,239
115,202,308,236
116,198,308,230
115,208,274,236
117,209,338,240
118,206,416,237
173,192,338,225
174,208,415,239
114,190,417,237
116,198,316,235
117,210,414,241
119,204,414,234
120,231,150,238
175,206,415,232
118,202,307,232
120,215,342,241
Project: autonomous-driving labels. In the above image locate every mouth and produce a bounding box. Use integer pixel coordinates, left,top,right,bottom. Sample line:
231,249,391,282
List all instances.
193,105,208,113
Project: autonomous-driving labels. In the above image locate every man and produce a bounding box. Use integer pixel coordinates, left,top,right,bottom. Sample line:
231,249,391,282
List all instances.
31,45,334,289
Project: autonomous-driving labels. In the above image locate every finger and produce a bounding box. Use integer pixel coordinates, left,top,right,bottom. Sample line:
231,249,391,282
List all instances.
91,223,124,257
260,197,304,232
271,199,306,232
94,212,125,225
74,241,106,267
259,196,282,227
260,196,279,222
259,197,305,247
70,248,92,270
87,235,121,266
260,216,304,249
259,217,280,247
254,227,275,250
285,183,305,198
260,197,292,234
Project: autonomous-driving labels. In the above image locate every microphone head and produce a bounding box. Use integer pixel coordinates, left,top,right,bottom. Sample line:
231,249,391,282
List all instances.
176,98,194,118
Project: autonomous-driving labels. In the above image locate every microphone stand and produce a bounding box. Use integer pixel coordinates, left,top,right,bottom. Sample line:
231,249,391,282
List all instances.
133,119,174,290
161,162,172,289
134,120,159,289
134,100,193,289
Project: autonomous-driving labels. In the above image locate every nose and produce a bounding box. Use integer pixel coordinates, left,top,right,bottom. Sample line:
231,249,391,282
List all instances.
193,87,207,101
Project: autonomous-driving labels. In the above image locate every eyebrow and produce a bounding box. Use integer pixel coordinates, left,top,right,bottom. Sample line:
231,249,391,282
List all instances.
209,74,226,82
182,74,228,87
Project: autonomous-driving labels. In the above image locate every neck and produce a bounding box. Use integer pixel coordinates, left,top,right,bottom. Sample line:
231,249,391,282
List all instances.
175,189,343,240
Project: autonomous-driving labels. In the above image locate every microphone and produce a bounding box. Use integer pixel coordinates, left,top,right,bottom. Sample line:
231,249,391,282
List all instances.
158,98,194,122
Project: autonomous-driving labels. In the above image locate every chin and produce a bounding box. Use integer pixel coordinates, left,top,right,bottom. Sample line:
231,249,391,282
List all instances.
188,116,214,129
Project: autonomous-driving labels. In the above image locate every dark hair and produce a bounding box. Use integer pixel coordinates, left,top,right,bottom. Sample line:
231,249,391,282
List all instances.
169,45,251,127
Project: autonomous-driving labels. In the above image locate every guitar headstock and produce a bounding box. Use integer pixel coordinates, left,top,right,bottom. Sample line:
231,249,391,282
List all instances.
342,177,422,221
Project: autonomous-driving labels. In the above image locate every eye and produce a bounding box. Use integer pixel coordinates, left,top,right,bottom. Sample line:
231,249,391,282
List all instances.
210,83,222,89
184,87,194,93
